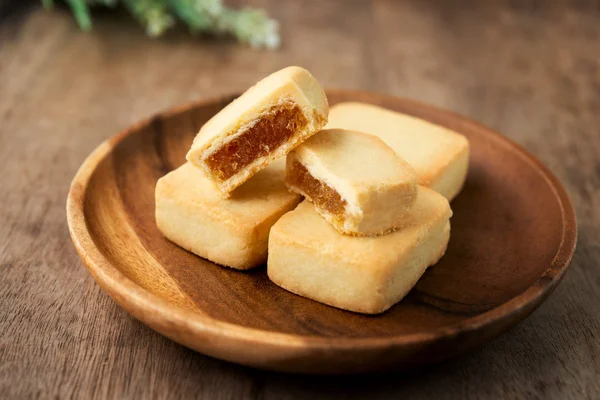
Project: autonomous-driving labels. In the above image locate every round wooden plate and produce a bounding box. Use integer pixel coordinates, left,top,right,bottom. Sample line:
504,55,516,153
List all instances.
66,90,577,374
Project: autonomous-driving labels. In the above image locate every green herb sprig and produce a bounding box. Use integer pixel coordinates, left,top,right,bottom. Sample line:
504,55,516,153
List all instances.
42,0,280,49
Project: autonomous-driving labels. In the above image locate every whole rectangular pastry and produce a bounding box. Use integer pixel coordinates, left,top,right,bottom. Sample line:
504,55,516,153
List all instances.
156,159,301,270
325,102,469,200
285,129,418,236
268,187,452,314
186,66,329,196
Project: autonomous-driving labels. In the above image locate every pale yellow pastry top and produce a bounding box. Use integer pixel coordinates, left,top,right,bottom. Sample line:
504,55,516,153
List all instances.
290,128,417,191
156,159,299,230
325,102,469,186
272,186,452,267
187,66,328,156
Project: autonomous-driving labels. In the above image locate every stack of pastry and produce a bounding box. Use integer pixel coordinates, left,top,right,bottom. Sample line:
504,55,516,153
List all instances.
156,66,469,314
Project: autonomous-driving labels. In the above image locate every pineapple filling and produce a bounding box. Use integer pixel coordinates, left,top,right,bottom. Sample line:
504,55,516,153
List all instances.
205,103,307,181
287,160,347,216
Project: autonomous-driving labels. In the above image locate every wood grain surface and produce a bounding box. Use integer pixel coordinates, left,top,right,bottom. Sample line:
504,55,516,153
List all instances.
1,0,599,398
66,90,576,373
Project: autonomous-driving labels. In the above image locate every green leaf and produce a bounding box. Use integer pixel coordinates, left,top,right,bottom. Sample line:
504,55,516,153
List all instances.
66,0,93,31
41,0,280,48
167,0,221,32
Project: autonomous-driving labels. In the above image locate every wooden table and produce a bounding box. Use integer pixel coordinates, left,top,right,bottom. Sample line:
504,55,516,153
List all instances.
1,1,599,398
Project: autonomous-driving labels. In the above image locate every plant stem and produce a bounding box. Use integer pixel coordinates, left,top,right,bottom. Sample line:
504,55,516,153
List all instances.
121,0,175,37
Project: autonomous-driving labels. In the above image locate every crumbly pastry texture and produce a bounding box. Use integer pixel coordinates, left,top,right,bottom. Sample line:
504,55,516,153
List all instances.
186,66,328,197
325,102,469,201
156,159,301,270
285,129,418,236
268,187,452,314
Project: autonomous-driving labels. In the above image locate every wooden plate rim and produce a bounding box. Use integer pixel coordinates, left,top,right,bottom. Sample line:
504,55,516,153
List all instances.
66,89,578,352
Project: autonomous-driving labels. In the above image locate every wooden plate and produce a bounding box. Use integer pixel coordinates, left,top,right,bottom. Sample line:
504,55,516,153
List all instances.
66,90,577,374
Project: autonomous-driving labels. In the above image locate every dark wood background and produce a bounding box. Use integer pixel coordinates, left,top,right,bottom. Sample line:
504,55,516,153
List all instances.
1,0,599,398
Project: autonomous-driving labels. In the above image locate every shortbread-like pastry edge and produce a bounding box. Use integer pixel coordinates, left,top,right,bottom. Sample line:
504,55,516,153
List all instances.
186,66,328,197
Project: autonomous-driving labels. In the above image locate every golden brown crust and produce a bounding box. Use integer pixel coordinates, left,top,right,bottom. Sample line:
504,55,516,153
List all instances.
267,190,452,314
186,67,329,197
155,161,301,269
285,129,419,236
325,102,469,200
